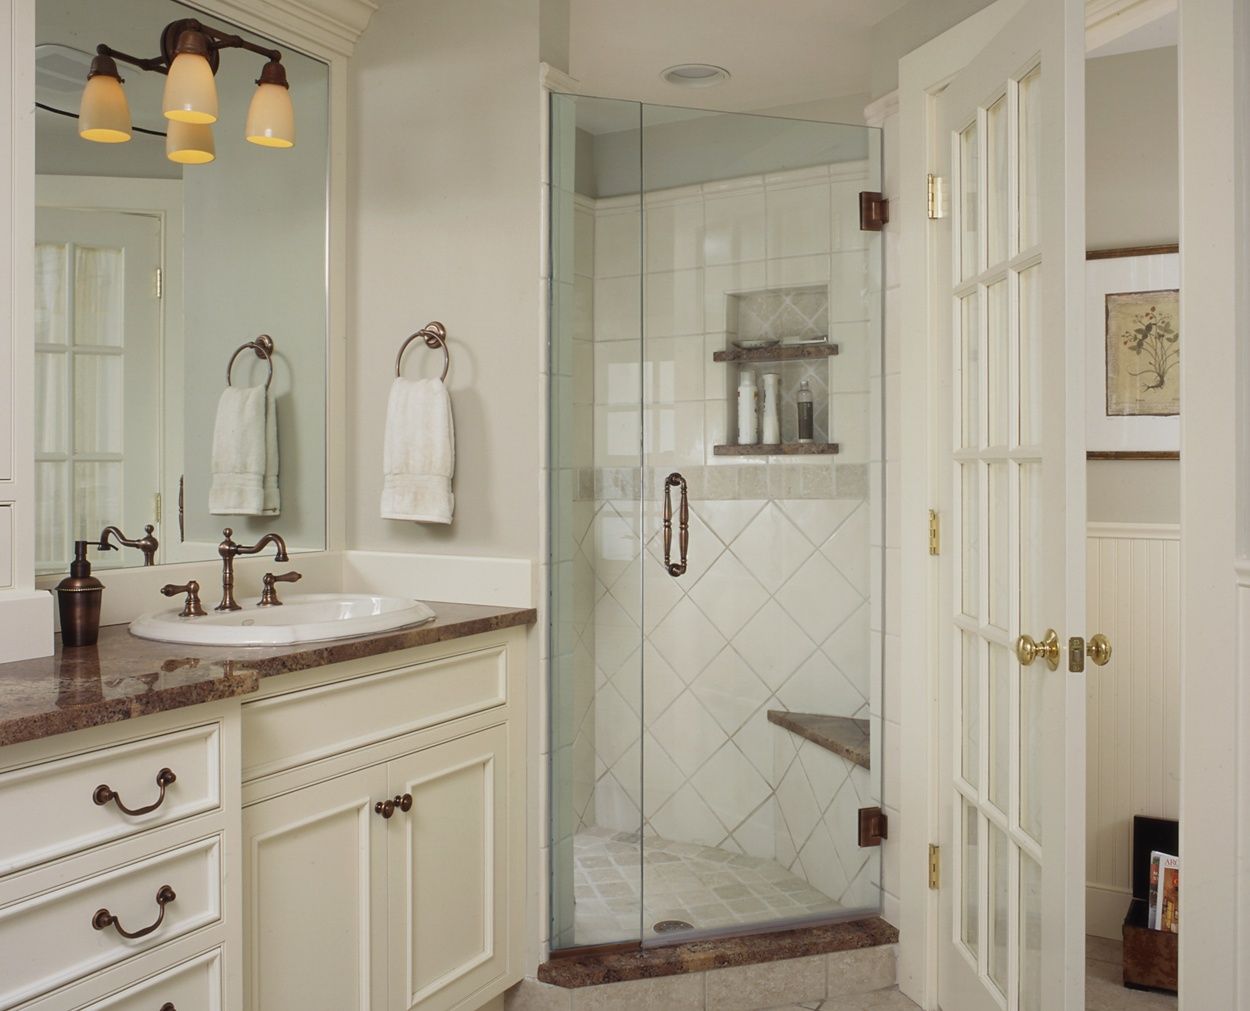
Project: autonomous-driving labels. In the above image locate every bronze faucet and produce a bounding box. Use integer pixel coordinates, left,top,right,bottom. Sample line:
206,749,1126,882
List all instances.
216,528,288,611
98,525,159,566
259,570,302,606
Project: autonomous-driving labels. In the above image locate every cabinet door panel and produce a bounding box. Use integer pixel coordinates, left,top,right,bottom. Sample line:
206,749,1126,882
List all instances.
387,726,508,1011
243,766,388,1011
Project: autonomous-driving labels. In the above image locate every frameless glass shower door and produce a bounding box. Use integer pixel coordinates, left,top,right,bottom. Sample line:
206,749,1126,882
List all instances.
548,93,885,951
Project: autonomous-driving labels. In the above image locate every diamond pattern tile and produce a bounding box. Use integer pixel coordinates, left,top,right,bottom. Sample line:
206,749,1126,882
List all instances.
734,600,817,690
731,503,815,594
649,597,726,684
777,498,860,548
775,551,863,644
689,550,770,638
691,647,772,735
697,498,768,546
691,741,773,832
650,690,725,776
821,501,870,595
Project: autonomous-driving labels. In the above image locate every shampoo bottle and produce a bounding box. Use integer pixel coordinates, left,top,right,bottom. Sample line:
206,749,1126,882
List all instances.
737,370,758,445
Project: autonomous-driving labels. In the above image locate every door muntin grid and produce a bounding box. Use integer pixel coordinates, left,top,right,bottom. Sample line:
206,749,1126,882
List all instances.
949,62,1044,1010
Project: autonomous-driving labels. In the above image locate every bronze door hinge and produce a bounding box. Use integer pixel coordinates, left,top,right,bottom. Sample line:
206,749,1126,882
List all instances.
858,806,888,847
859,191,890,231
929,844,941,889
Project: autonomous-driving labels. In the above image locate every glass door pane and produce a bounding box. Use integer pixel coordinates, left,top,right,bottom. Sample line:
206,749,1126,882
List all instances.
638,104,885,943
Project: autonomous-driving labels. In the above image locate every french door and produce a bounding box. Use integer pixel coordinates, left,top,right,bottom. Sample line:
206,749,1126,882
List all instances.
932,0,1089,1009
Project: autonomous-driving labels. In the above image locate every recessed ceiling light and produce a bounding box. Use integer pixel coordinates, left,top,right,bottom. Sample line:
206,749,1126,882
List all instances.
660,64,730,88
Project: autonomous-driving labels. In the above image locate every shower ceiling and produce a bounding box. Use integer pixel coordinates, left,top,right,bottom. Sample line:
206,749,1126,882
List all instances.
568,0,912,114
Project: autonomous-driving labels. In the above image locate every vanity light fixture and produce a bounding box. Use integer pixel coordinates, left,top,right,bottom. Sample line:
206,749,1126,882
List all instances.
78,17,295,162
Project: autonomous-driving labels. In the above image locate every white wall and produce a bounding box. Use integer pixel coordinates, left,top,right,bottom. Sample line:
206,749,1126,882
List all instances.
1085,47,1179,526
347,0,543,562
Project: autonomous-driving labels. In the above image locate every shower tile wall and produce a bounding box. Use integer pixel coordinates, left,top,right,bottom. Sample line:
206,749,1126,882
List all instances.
569,162,881,911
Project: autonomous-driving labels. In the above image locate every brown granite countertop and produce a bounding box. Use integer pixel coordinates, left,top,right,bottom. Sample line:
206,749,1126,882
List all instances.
0,602,536,748
767,711,870,769
538,917,898,987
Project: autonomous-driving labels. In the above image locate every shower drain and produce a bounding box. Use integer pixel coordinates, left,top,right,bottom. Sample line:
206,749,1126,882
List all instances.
652,919,694,934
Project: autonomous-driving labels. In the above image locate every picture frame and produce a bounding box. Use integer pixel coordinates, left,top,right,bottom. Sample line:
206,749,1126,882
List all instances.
1085,245,1180,458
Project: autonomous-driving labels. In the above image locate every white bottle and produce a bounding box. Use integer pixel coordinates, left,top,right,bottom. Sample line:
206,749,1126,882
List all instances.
737,370,758,445
761,373,781,445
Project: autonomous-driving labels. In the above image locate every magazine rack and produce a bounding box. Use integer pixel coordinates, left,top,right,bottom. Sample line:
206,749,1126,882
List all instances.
1123,815,1178,993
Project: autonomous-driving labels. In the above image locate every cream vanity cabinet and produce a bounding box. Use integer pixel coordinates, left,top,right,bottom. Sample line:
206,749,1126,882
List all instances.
239,627,526,1011
0,702,242,1011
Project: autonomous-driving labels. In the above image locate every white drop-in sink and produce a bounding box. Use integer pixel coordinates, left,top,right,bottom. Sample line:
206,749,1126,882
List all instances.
129,594,437,647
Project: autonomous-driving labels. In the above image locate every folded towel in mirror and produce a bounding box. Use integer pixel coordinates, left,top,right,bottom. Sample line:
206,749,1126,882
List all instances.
381,376,455,524
210,385,280,516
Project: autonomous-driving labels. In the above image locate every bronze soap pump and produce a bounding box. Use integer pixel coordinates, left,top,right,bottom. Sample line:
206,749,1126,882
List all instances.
55,541,105,647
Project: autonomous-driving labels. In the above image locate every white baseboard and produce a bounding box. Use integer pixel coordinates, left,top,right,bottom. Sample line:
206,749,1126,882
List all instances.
1087,883,1133,940
0,590,54,661
342,551,534,608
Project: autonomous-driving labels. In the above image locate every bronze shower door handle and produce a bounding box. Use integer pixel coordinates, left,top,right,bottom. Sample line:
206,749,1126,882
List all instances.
663,472,689,577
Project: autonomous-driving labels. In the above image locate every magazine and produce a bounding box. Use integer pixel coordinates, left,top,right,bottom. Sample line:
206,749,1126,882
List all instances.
1160,854,1180,933
1147,851,1163,928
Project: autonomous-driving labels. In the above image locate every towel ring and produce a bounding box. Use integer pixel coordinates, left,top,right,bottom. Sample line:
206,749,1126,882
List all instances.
226,334,275,389
395,322,449,383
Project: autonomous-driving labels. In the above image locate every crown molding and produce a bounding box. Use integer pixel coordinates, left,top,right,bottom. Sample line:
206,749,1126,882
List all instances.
194,0,378,58
540,62,581,94
1085,0,1176,52
863,90,899,127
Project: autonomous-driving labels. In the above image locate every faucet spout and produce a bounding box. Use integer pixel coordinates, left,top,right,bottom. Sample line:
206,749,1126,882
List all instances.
215,529,289,611
98,525,159,566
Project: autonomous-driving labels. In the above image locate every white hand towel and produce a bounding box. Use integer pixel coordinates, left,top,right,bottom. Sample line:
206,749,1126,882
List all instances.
261,393,280,516
380,376,455,524
209,384,277,516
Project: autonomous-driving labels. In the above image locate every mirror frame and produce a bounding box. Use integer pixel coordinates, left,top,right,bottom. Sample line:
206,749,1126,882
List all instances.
2,0,375,656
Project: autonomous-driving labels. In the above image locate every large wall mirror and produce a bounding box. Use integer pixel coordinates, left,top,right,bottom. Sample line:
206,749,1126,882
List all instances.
33,0,328,574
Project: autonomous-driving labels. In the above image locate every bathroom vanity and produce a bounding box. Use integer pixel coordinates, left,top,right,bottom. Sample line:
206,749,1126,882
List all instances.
0,602,534,1011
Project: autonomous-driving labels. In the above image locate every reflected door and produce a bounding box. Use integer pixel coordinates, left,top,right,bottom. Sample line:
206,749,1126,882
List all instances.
34,207,162,571
934,0,1085,1008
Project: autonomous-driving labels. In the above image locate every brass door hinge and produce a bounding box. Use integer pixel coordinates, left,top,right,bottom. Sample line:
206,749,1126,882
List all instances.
927,174,947,220
928,844,941,889
928,510,941,556
154,492,162,524
154,267,163,300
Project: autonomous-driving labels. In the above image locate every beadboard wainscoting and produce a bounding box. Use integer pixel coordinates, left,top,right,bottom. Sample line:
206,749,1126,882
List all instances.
1085,522,1181,939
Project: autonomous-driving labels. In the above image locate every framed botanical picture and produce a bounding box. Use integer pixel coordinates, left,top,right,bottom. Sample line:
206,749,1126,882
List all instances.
1085,246,1180,456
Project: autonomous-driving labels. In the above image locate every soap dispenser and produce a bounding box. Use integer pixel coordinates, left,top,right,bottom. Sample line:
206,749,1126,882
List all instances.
55,541,105,647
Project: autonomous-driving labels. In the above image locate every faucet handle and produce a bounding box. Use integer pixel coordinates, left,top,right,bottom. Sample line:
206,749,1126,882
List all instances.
161,581,206,618
259,571,302,607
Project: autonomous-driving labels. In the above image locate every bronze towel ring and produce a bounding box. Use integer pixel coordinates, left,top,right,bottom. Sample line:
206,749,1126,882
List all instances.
226,334,275,389
395,321,449,382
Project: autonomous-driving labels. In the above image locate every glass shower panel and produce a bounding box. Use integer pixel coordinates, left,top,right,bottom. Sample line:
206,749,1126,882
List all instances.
548,94,645,950
638,105,884,943
549,95,885,951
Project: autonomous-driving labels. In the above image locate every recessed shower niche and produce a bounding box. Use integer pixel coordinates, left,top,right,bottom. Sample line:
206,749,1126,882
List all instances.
547,94,885,950
715,284,838,453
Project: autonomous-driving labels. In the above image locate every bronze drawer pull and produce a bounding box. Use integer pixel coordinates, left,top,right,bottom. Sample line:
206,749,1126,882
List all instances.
374,793,413,819
662,472,689,577
92,884,176,939
94,768,177,816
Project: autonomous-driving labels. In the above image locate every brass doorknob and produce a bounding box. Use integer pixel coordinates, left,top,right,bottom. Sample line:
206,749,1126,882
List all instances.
1015,629,1060,671
1086,633,1112,667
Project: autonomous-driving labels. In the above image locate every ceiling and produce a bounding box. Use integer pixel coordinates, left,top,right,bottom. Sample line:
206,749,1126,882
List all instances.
568,0,911,115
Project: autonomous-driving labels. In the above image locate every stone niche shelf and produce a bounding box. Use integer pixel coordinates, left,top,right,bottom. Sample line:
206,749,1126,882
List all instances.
713,442,839,456
712,342,839,364
767,711,870,770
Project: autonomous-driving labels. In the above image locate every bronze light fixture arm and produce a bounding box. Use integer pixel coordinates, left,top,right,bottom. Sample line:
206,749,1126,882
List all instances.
93,18,285,80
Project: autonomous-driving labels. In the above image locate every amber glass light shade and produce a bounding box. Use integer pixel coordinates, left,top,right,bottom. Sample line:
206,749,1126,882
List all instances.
162,32,218,124
78,58,131,143
166,120,216,164
245,61,294,148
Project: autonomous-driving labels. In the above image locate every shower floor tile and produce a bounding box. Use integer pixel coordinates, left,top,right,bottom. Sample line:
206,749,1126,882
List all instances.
573,827,843,945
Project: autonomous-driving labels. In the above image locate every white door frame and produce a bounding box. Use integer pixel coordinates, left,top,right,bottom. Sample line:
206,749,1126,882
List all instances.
896,3,1035,1005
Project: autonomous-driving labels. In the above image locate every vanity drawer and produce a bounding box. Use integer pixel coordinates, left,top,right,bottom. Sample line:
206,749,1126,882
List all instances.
83,947,223,1011
0,835,221,1010
0,724,221,877
242,643,508,780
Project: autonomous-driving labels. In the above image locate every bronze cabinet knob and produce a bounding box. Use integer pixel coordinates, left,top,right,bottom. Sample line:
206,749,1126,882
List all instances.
375,794,413,819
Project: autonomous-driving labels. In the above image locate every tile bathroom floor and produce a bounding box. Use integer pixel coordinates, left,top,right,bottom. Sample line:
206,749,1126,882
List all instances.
573,827,844,945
